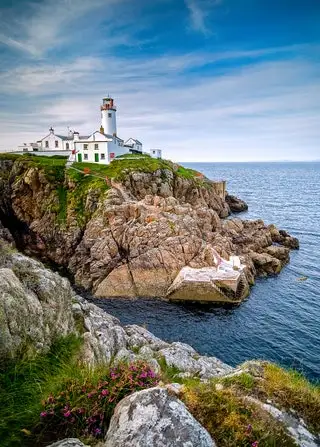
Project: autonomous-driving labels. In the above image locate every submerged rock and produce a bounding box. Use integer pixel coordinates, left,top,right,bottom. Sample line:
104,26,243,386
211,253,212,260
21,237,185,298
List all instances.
105,387,215,447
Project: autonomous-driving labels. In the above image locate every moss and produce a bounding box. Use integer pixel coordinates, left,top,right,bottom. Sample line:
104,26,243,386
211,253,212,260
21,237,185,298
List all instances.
66,171,109,228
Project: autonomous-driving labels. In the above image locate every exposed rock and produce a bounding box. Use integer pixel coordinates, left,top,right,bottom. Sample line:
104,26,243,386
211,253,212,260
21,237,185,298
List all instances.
0,158,299,302
0,248,75,359
158,342,233,379
104,387,215,446
47,439,88,447
225,193,248,213
74,295,127,366
250,251,282,275
268,225,299,249
245,397,319,447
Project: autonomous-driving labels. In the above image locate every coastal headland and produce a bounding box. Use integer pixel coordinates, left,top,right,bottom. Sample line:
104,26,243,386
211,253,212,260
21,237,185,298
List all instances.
0,153,298,303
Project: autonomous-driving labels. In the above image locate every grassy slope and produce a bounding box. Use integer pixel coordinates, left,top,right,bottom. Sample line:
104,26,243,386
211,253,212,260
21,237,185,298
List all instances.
2,341,319,447
182,364,320,447
0,153,207,228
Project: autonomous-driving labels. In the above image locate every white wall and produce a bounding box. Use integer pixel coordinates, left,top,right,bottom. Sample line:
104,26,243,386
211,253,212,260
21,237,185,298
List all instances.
75,139,130,164
101,109,117,136
41,133,63,151
125,138,143,152
150,149,162,158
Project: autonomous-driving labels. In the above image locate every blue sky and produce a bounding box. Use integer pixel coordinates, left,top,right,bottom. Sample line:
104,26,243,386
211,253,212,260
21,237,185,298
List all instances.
0,0,319,161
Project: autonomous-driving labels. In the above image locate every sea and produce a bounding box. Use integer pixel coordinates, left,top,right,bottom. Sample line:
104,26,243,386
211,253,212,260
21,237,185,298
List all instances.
92,162,320,381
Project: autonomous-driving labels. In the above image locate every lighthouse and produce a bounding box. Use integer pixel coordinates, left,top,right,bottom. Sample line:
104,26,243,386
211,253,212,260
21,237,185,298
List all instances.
101,96,117,136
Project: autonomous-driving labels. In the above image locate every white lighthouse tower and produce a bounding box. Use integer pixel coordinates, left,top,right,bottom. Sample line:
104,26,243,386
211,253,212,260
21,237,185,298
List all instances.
101,96,117,136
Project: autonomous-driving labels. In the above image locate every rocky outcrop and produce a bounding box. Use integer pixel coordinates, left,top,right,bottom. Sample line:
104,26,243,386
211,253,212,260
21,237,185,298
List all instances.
0,239,232,379
0,157,299,302
225,193,248,213
104,387,215,447
0,244,75,359
1,239,317,447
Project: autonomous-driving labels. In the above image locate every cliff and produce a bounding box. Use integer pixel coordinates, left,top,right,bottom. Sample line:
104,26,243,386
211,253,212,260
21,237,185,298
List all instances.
0,237,318,447
0,154,298,302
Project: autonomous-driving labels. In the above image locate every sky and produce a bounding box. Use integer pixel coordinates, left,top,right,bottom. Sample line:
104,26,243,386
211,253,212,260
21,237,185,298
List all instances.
0,0,319,162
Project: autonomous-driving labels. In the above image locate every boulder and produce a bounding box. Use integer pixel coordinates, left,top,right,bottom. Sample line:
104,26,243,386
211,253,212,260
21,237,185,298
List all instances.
250,252,282,275
158,342,233,379
104,387,215,447
225,194,248,213
48,439,88,447
0,250,75,359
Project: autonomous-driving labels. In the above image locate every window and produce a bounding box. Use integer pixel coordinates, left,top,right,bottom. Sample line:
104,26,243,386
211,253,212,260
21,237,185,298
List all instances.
45,141,49,148
153,150,156,154
94,143,99,150
55,140,59,148
84,144,88,150
84,153,88,160
66,143,69,150
23,148,28,152
100,153,105,160
108,113,112,118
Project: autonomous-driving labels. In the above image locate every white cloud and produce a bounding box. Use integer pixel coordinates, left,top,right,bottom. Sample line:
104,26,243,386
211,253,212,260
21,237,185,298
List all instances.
185,0,210,35
184,0,221,35
0,0,126,57
1,46,319,161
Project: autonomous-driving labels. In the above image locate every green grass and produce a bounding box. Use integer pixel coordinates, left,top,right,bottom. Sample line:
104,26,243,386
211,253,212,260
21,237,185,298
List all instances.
0,335,160,446
0,335,82,447
182,381,296,447
256,363,320,433
115,153,151,159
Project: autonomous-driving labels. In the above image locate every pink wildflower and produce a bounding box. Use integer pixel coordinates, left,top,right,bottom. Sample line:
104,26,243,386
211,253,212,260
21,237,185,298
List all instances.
94,428,102,436
252,442,259,447
40,411,47,418
63,410,71,417
101,389,109,396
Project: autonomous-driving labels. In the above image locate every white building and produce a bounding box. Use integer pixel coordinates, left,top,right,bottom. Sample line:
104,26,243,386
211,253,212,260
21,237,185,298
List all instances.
16,96,162,164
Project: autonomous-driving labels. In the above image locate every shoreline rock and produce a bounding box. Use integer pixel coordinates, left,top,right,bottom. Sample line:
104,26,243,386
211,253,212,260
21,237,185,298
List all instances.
225,193,248,213
0,157,299,303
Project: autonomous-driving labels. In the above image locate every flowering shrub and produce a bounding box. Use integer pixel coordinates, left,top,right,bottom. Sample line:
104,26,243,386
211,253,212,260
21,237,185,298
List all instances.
37,361,159,441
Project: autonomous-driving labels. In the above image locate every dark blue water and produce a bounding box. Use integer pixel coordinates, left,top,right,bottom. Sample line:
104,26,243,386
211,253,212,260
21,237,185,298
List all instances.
94,162,320,381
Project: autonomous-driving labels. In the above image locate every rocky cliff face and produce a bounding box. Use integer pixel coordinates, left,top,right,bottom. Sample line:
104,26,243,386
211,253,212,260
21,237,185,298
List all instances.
0,155,298,301
1,237,318,447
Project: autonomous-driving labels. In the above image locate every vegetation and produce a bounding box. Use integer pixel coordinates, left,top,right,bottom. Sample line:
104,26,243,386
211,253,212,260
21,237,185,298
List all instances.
0,327,319,447
181,362,320,446
242,363,320,434
0,336,159,446
182,380,296,447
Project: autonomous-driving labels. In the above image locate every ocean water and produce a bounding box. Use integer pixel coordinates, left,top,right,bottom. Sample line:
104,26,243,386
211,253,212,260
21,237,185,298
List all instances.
93,162,320,381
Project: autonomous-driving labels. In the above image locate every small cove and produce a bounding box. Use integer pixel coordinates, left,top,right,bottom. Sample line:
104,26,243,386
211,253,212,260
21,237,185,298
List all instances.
88,162,320,381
